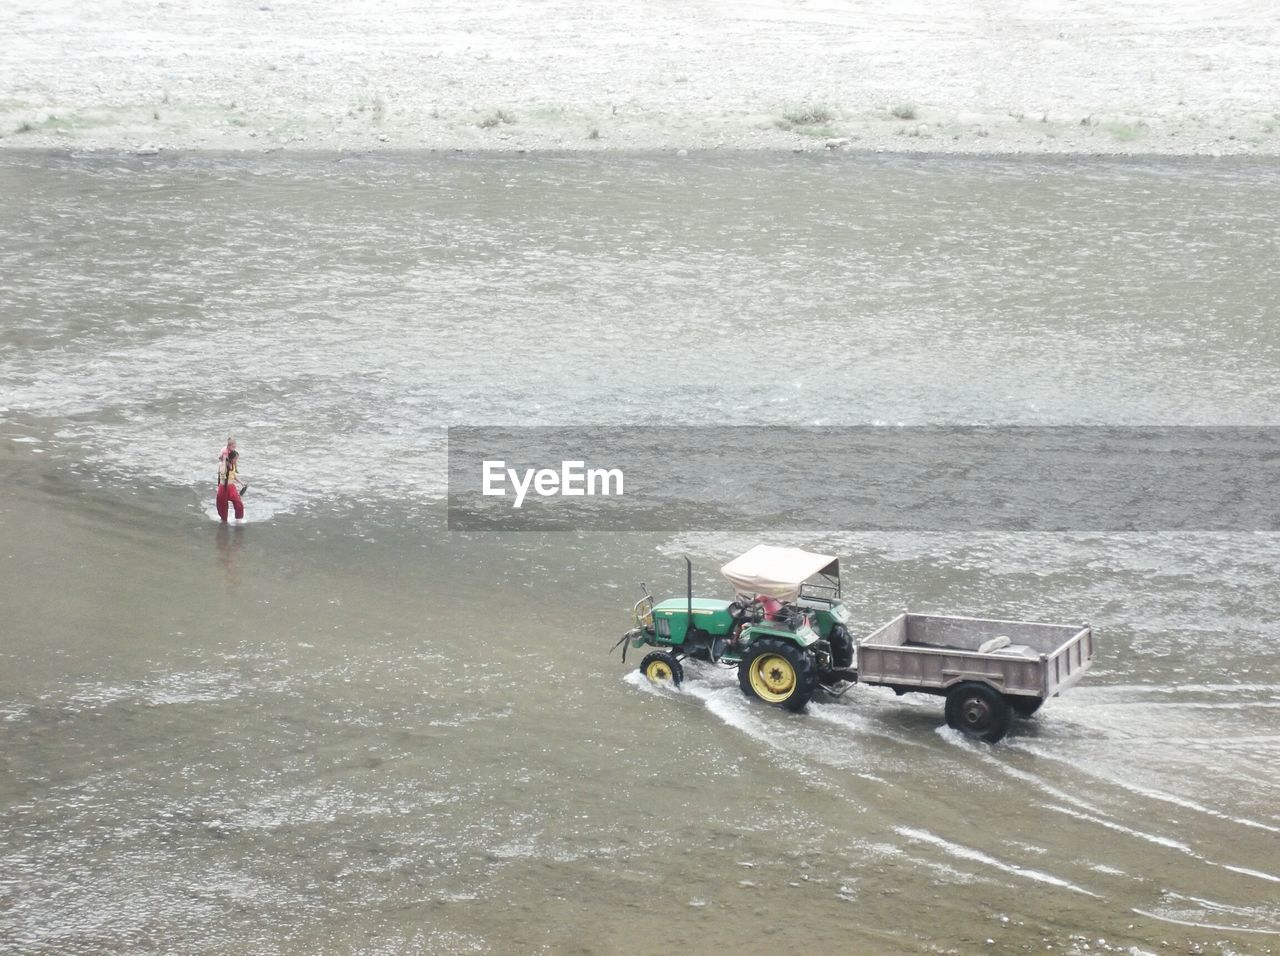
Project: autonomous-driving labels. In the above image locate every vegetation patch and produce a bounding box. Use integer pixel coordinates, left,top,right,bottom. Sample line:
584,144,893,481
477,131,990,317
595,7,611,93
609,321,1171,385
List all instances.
348,95,387,121
9,109,134,135
1103,122,1145,142
13,115,67,134
772,106,842,139
793,125,837,139
478,109,517,129
783,106,835,127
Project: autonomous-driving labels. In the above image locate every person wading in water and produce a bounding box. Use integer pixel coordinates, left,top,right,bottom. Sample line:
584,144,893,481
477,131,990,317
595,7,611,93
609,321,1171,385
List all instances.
216,448,248,522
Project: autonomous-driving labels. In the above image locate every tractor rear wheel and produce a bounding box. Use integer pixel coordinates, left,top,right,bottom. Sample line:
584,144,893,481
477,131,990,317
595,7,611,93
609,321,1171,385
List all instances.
738,638,818,712
944,682,1012,742
639,651,683,687
829,624,854,670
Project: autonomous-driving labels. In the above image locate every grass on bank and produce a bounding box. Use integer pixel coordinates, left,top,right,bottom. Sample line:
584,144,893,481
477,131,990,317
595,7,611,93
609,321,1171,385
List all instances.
774,105,839,137
1103,121,1146,142
478,109,517,129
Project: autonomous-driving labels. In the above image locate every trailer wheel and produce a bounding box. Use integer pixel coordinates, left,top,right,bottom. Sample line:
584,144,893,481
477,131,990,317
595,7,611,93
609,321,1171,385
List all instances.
639,651,683,687
829,624,854,670
945,682,1012,743
738,638,817,713
1008,696,1043,719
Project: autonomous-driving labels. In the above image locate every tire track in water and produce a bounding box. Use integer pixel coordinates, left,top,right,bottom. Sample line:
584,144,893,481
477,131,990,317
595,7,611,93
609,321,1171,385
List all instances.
1010,737,1280,836
622,668,1280,938
622,668,1103,909
976,736,1280,935
892,825,1100,897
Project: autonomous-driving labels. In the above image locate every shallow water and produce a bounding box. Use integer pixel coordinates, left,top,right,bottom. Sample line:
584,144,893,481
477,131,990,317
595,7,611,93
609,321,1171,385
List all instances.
4,152,1279,519
2,152,1279,954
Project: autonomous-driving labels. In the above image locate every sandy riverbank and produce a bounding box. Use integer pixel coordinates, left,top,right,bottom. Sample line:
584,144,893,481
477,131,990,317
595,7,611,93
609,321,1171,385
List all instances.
2,0,1277,156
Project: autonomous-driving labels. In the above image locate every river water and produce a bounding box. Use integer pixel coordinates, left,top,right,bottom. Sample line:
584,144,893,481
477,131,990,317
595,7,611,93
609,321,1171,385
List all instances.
1,152,1278,954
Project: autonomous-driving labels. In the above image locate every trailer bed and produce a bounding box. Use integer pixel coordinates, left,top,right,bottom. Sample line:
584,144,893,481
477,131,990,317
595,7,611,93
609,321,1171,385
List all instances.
856,612,1094,701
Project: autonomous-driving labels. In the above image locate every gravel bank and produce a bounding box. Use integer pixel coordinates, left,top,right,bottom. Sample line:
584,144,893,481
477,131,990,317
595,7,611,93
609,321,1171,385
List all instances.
2,0,1278,155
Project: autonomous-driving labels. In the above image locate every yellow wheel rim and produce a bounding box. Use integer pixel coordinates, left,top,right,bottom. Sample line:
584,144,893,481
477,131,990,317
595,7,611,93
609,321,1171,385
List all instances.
645,660,674,682
748,653,796,703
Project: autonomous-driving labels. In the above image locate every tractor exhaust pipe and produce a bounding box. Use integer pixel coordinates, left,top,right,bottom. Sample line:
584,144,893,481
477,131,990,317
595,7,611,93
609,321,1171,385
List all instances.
685,555,693,624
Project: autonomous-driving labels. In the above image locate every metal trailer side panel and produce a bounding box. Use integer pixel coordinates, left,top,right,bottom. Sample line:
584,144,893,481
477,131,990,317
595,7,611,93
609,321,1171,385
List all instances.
857,644,1047,696
856,613,1095,700
1043,626,1095,698
904,614,1082,653
861,613,907,647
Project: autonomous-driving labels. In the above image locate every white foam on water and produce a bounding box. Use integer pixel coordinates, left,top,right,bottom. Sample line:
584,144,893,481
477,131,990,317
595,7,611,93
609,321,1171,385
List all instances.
1218,864,1280,884
808,696,935,751
1136,911,1280,935
1091,863,1127,876
49,682,138,712
1077,682,1280,699
425,705,513,729
206,510,261,525
995,748,1280,896
1112,779,1280,835
1042,802,1193,854
623,661,910,780
0,702,32,722
232,786,381,830
899,852,989,886
41,668,269,716
1014,740,1280,835
697,685,780,741
1165,701,1280,711
483,840,542,861
1133,908,1280,936
620,668,689,700
1165,891,1279,919
894,825,1100,897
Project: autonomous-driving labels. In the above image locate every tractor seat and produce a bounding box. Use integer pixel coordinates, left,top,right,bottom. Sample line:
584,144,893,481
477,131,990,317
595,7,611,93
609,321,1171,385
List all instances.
756,595,784,620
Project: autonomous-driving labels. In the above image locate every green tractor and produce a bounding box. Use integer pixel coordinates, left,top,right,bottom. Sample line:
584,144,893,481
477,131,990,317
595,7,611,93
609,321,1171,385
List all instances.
614,545,856,712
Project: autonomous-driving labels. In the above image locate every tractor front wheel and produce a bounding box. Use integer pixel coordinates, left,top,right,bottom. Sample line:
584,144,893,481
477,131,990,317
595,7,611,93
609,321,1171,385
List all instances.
738,638,818,713
944,682,1012,743
639,651,683,687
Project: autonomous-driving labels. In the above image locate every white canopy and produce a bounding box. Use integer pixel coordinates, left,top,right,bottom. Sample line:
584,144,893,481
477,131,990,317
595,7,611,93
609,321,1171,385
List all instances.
720,545,840,602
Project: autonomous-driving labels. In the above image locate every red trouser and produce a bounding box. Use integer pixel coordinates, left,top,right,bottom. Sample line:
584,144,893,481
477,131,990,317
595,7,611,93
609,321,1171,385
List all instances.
216,483,244,521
